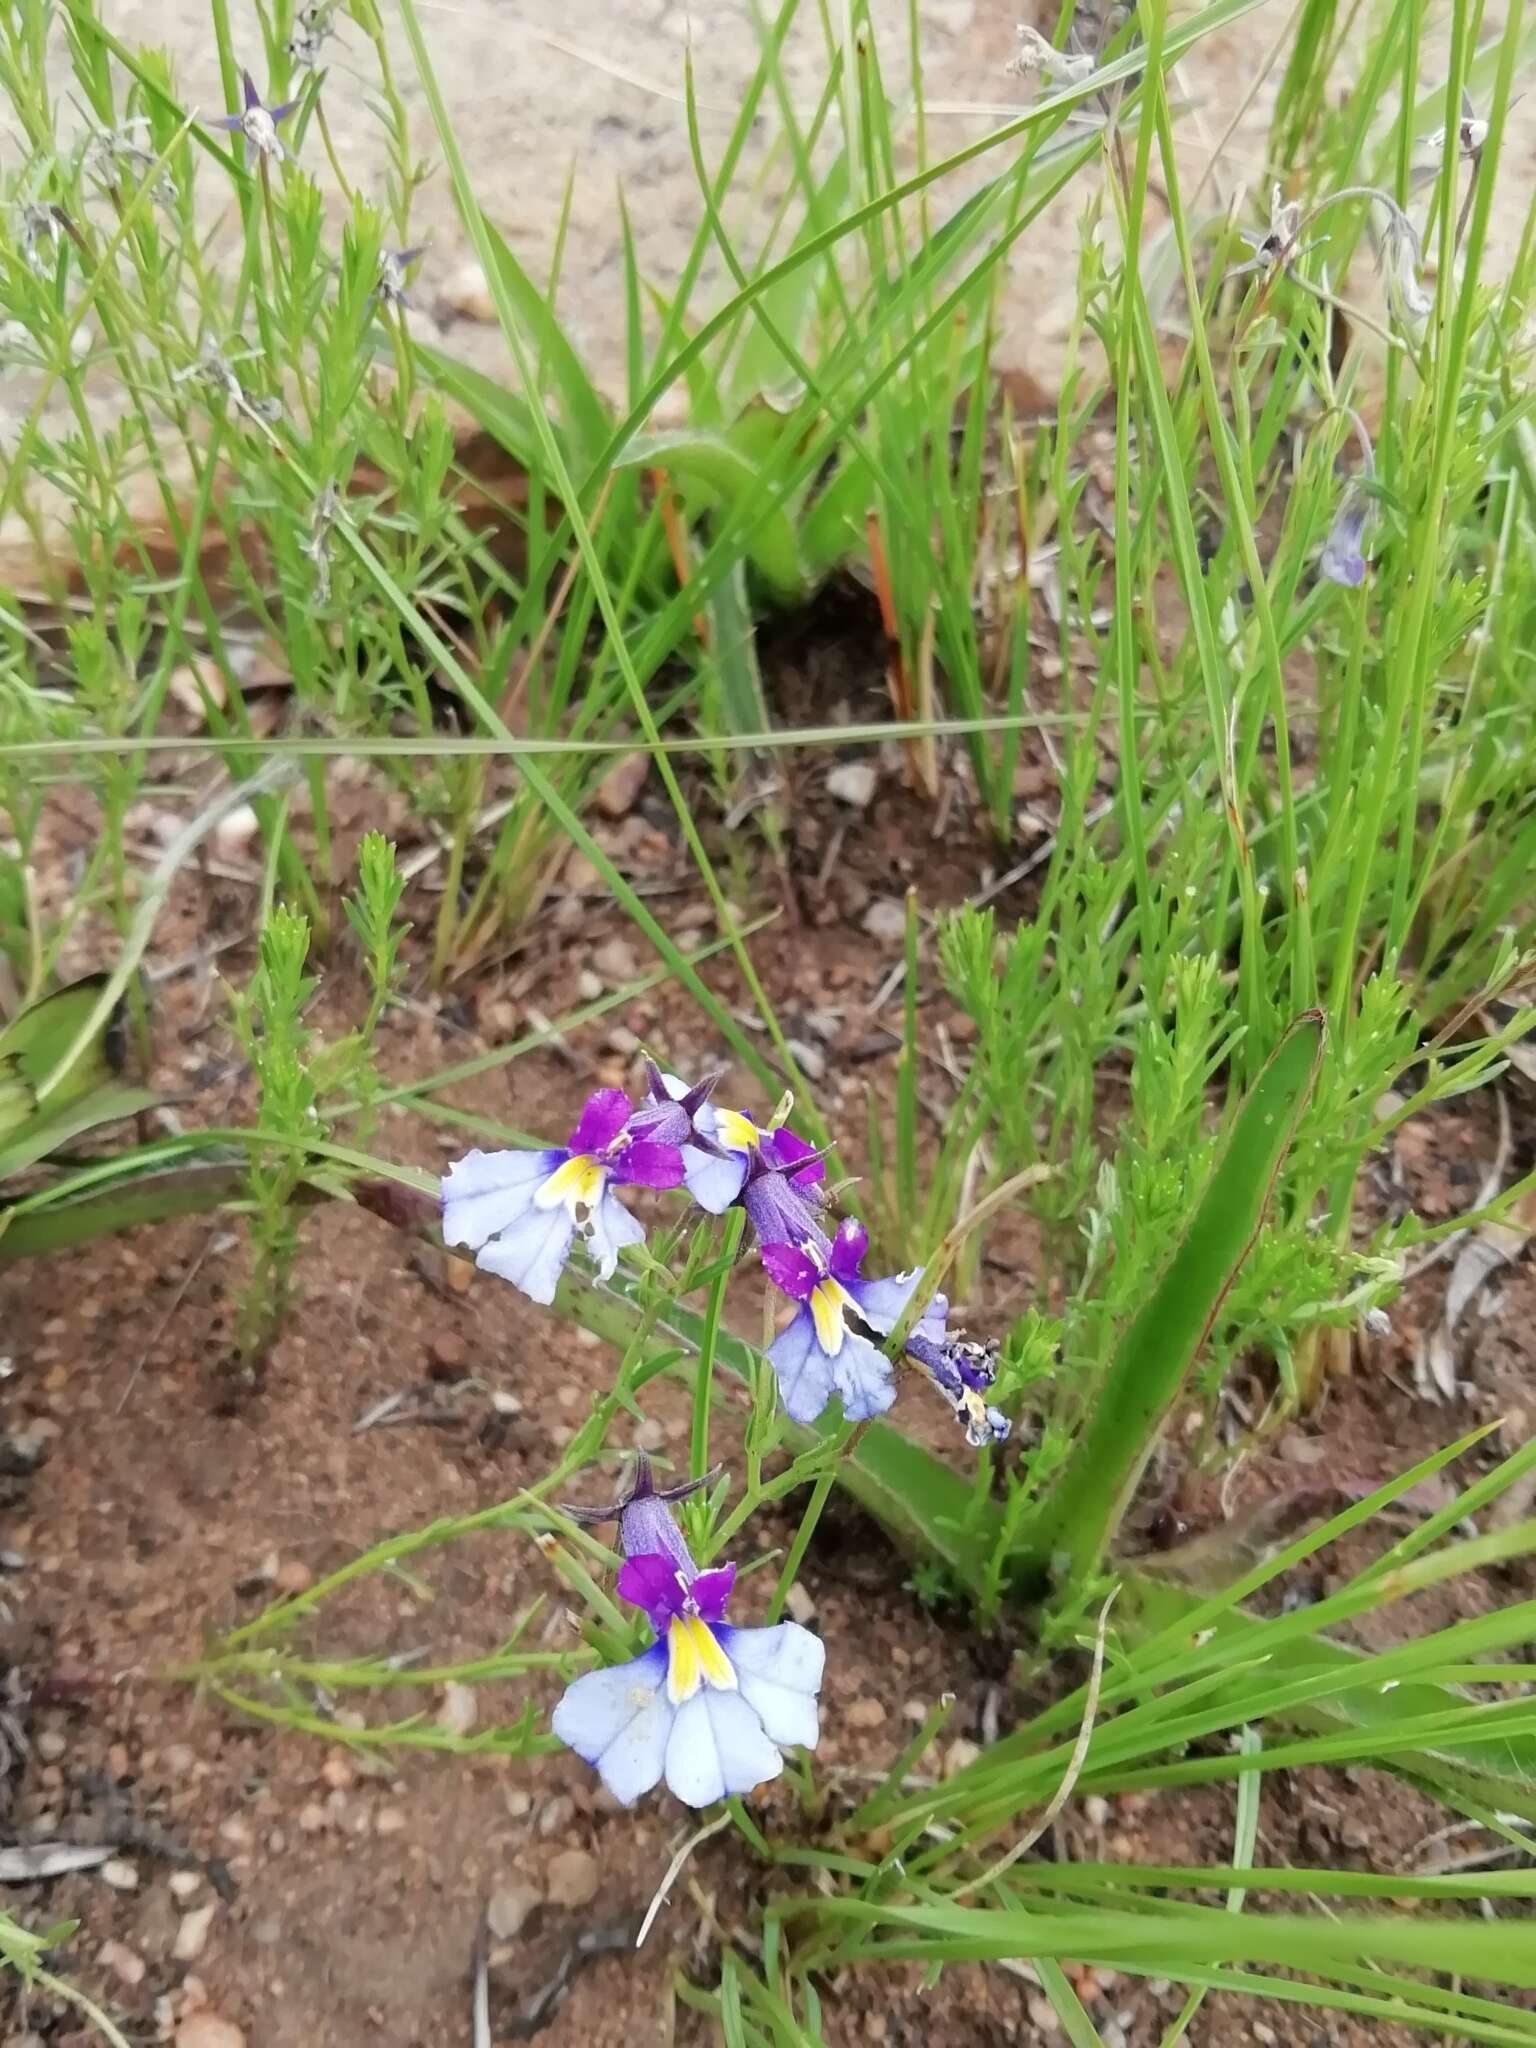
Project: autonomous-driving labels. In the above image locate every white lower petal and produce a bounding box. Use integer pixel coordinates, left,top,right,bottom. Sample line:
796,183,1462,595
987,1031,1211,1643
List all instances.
441,1147,561,1251
664,1689,783,1808
681,1144,747,1215
718,1623,824,1751
585,1189,645,1279
767,1312,838,1424
551,1646,672,1807
852,1272,948,1341
831,1330,896,1421
475,1204,577,1305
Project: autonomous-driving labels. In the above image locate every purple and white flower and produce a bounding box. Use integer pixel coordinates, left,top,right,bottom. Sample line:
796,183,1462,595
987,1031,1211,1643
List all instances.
552,1458,824,1808
760,1218,934,1424
441,1088,684,1305
1320,490,1370,589
645,1068,824,1226
211,70,299,166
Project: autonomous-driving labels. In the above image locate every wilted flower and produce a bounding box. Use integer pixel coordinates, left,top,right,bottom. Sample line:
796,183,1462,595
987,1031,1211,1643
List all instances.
299,481,343,603
1428,88,1490,163
1378,207,1432,324
211,70,299,166
14,201,72,277
375,246,425,312
287,2,338,67
904,1332,1011,1447
1006,22,1096,85
552,1457,824,1808
1229,182,1308,284
441,1088,684,1304
1319,491,1370,588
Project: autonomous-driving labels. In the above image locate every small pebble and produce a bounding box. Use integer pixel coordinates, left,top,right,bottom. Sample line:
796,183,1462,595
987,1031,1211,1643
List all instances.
175,2019,246,2048
34,1730,66,1763
297,1802,327,1834
845,1698,887,1731
174,1902,217,1963
504,1789,532,1821
783,1582,817,1625
593,751,650,819
437,1682,477,1736
321,1754,355,1792
576,969,603,1001
1083,1794,1111,1827
436,260,496,323
218,1818,253,1849
633,1417,667,1452
427,1332,468,1380
99,1940,145,1987
374,1807,406,1836
213,803,260,860
100,1858,140,1892
545,1847,600,1908
943,1738,981,1777
487,1881,543,1939
826,760,877,808
860,896,908,945
1026,1992,1062,2035
274,1559,313,1595
170,1871,203,1903
591,937,638,983
163,1743,196,1775
537,1794,575,1838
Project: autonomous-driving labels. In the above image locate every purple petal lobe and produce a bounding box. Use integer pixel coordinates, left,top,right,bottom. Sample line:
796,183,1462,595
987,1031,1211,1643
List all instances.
619,1494,698,1581
241,69,260,108
269,98,300,122
664,1688,782,1807
690,1564,736,1624
829,1217,869,1283
211,114,245,130
761,1242,820,1304
617,1552,689,1629
569,1087,633,1155
763,1127,823,1184
614,1139,686,1190
551,1643,671,1805
742,1170,827,1252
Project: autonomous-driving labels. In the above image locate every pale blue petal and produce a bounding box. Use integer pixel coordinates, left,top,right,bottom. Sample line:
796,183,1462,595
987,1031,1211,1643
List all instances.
851,1270,948,1341
475,1203,576,1305
767,1311,838,1423
717,1623,823,1751
664,1688,784,1807
681,1143,747,1214
831,1329,897,1422
585,1188,645,1279
551,1644,671,1807
441,1147,563,1251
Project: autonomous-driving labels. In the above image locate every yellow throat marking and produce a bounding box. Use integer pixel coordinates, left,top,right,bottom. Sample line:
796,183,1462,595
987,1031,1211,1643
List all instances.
810,1275,853,1355
535,1152,607,1214
666,1614,738,1704
715,1108,759,1154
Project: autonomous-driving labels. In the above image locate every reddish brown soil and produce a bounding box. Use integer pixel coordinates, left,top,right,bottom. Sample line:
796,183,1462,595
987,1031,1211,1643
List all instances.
2,609,1533,2047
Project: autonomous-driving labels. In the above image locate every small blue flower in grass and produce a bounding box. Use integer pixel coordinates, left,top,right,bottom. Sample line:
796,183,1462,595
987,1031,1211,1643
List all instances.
1320,490,1370,589
441,1088,684,1305
211,70,300,166
552,1458,824,1808
760,1217,934,1424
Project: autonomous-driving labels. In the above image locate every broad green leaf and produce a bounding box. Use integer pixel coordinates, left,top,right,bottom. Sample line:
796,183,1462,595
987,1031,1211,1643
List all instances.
0,1156,250,1260
0,1081,160,1183
1025,1012,1327,1590
478,214,611,469
0,973,123,1119
613,430,807,601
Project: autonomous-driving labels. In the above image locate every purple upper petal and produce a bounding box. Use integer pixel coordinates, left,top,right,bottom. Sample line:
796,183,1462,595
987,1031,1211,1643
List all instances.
742,1169,827,1253
619,1492,698,1580
762,1127,824,1185
761,1241,820,1304
828,1217,869,1284
613,1138,686,1190
569,1087,634,1155
689,1563,736,1624
617,1551,690,1630
269,98,300,123
241,68,261,109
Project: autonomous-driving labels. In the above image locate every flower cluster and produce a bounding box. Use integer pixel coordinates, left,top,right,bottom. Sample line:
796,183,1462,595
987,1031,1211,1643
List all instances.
441,1061,1009,1444
551,1457,824,1808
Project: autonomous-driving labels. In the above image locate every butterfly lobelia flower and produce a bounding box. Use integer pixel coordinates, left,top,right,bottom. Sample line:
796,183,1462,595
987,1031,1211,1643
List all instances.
1319,492,1370,588
551,1458,824,1808
762,1216,1011,1440
441,1088,684,1304
211,70,300,166
643,1066,826,1226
